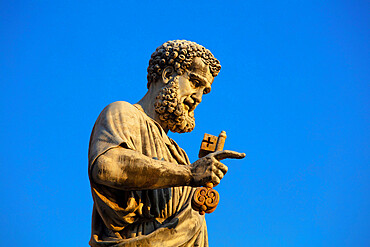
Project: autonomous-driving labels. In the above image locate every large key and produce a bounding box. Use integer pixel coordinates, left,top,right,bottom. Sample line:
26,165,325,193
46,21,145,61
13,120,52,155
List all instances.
191,131,226,215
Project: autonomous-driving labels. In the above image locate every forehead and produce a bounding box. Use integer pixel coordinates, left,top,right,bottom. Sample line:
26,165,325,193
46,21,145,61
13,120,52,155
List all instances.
188,57,214,84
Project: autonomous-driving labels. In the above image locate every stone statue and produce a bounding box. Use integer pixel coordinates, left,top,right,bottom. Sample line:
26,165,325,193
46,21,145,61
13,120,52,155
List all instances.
88,40,245,247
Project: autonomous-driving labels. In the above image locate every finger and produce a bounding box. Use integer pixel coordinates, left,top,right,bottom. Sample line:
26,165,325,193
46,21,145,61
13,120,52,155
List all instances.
214,169,224,180
215,162,228,175
212,150,246,161
211,174,220,186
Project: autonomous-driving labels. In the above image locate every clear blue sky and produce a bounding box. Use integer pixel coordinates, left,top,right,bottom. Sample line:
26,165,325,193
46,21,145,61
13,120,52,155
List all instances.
1,1,369,246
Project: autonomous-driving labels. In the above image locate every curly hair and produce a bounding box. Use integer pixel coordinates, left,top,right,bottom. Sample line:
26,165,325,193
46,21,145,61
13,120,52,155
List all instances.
147,40,221,88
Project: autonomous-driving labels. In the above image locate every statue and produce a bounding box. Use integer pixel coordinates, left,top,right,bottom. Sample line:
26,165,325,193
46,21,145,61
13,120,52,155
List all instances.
88,40,245,246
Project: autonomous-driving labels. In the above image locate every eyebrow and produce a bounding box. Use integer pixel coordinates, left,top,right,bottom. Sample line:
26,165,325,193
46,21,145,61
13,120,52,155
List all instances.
189,72,212,94
189,72,208,86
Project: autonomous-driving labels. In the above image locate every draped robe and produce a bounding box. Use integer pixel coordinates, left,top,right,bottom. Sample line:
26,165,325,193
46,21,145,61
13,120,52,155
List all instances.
88,101,208,246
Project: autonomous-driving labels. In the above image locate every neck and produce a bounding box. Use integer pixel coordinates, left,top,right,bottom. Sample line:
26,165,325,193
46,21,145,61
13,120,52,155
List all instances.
136,82,169,133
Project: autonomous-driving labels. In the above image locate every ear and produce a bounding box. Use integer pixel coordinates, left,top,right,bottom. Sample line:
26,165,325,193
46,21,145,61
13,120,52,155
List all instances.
162,66,175,84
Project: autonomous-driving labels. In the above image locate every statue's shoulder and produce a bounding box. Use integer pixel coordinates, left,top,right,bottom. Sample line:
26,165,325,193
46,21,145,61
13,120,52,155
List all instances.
97,101,141,121
103,101,137,114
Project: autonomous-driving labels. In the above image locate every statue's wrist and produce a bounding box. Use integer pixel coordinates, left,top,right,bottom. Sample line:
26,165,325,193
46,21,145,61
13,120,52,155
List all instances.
185,166,195,187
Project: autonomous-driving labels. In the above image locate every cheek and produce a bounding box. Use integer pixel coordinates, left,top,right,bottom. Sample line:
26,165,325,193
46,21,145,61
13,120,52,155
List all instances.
177,78,194,100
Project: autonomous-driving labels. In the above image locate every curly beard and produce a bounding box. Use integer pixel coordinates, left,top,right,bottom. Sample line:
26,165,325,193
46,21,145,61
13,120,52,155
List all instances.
154,77,195,133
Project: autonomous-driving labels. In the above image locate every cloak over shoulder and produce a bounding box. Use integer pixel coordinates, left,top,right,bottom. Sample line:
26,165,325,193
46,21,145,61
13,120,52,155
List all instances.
88,101,208,247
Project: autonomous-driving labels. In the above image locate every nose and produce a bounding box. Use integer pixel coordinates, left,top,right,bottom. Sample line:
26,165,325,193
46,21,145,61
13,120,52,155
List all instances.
191,90,203,104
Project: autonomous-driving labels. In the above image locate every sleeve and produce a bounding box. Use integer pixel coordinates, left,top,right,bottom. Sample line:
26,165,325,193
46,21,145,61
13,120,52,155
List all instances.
88,101,141,174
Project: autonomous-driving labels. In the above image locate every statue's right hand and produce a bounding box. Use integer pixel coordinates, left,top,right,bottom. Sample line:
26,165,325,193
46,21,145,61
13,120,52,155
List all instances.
189,150,246,187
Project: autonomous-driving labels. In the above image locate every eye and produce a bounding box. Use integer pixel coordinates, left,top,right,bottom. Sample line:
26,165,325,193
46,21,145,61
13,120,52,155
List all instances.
192,79,200,87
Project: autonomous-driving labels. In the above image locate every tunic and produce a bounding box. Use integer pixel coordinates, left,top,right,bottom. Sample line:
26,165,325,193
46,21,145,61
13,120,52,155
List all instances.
88,101,208,247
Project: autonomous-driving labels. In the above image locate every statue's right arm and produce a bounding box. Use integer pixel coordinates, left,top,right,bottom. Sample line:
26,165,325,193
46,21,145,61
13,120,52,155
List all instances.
91,147,193,190
91,146,245,190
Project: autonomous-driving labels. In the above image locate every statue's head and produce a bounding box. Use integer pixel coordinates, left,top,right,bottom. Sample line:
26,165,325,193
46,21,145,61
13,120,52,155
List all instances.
147,40,221,133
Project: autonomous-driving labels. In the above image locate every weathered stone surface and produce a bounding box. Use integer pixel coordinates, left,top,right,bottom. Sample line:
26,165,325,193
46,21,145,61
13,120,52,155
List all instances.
88,40,245,246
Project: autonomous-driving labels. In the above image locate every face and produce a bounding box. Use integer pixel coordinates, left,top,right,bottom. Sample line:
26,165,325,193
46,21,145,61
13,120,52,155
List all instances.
154,57,214,133
177,57,213,117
